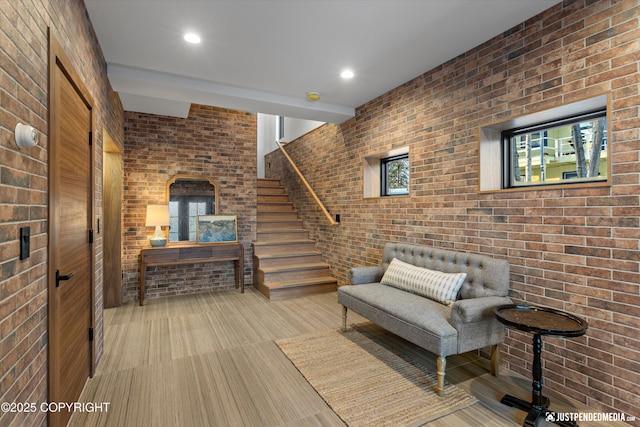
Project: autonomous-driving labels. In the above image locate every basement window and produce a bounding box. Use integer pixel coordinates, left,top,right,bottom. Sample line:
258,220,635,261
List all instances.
479,95,610,192
381,154,409,196
364,147,410,198
504,109,607,188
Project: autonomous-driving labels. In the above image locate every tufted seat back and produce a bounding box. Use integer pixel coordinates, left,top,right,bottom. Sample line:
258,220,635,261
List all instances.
381,243,509,299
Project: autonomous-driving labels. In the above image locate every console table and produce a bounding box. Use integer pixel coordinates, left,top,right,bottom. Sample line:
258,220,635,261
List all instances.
495,304,588,427
139,243,244,306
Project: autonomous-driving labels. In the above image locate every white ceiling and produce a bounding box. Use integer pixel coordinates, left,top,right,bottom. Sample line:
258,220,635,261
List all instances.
85,0,559,123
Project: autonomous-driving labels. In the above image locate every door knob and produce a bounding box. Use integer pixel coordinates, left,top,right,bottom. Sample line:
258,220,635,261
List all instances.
55,269,74,287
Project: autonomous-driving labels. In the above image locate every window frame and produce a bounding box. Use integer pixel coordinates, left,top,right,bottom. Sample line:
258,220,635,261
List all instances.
363,146,409,199
380,154,409,196
502,108,607,189
479,95,610,193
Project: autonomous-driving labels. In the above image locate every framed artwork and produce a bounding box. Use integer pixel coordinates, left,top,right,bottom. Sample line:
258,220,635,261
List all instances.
196,215,238,244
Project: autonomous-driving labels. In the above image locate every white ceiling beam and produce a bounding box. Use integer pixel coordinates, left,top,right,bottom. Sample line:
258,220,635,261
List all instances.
108,63,355,123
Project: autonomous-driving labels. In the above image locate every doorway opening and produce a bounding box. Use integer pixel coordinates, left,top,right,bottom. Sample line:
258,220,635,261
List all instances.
103,130,123,308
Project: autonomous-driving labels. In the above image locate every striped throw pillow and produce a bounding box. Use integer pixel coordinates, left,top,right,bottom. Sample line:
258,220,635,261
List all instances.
380,258,466,305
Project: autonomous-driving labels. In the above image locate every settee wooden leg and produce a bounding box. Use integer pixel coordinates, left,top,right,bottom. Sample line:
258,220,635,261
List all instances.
436,356,446,396
490,344,500,376
342,306,348,332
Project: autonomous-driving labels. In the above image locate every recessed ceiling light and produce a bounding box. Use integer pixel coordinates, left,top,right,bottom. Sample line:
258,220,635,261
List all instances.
184,33,201,44
340,69,354,79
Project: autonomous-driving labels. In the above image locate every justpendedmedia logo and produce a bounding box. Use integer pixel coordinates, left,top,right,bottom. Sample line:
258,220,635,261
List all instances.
545,411,634,423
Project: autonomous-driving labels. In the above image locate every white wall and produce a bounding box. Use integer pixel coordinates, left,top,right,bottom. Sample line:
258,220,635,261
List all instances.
257,114,324,177
257,113,276,178
284,117,325,144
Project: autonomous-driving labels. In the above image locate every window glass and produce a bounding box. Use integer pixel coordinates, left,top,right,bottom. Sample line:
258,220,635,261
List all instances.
169,201,180,242
188,202,207,241
381,155,409,196
504,110,607,188
169,196,214,241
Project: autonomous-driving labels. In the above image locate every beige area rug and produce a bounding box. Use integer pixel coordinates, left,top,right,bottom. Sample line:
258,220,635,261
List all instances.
276,325,478,427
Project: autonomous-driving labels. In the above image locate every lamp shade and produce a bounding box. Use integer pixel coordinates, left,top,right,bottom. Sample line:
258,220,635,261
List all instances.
145,204,169,227
146,204,169,247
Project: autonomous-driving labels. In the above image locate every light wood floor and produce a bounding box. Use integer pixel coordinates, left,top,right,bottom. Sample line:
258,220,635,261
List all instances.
70,289,627,427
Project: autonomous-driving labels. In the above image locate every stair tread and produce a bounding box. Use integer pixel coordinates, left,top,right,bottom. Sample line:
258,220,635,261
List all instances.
262,276,338,289
259,223,304,229
255,179,336,300
253,239,315,246
257,181,281,186
258,216,299,220
259,224,304,229
257,206,295,211
258,228,305,233
258,191,286,196
257,229,307,234
260,262,330,273
258,213,297,216
257,251,320,259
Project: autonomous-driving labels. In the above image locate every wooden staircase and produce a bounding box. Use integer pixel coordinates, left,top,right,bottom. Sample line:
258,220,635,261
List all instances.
252,178,337,300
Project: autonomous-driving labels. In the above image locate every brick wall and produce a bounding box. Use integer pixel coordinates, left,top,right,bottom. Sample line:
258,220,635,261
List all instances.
0,1,123,426
267,0,639,419
122,105,257,302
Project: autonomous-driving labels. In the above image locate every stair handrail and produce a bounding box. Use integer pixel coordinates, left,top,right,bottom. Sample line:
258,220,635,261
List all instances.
274,140,337,226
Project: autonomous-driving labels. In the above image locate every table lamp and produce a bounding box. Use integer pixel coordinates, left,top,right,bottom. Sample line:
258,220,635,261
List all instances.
146,204,169,247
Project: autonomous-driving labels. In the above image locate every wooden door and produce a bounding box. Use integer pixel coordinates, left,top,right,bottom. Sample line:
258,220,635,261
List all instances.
48,31,95,427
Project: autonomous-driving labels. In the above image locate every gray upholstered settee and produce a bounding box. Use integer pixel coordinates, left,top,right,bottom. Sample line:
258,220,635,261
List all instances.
338,242,511,395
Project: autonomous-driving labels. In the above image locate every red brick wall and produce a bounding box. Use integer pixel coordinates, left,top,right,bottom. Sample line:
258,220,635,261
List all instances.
122,105,257,302
267,1,639,419
0,1,123,426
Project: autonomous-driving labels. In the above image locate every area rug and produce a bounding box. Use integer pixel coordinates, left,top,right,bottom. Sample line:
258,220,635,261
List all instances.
276,325,478,427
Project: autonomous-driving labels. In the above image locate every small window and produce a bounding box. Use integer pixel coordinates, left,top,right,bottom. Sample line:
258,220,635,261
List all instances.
276,115,285,141
381,154,409,196
364,146,409,198
503,109,607,188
